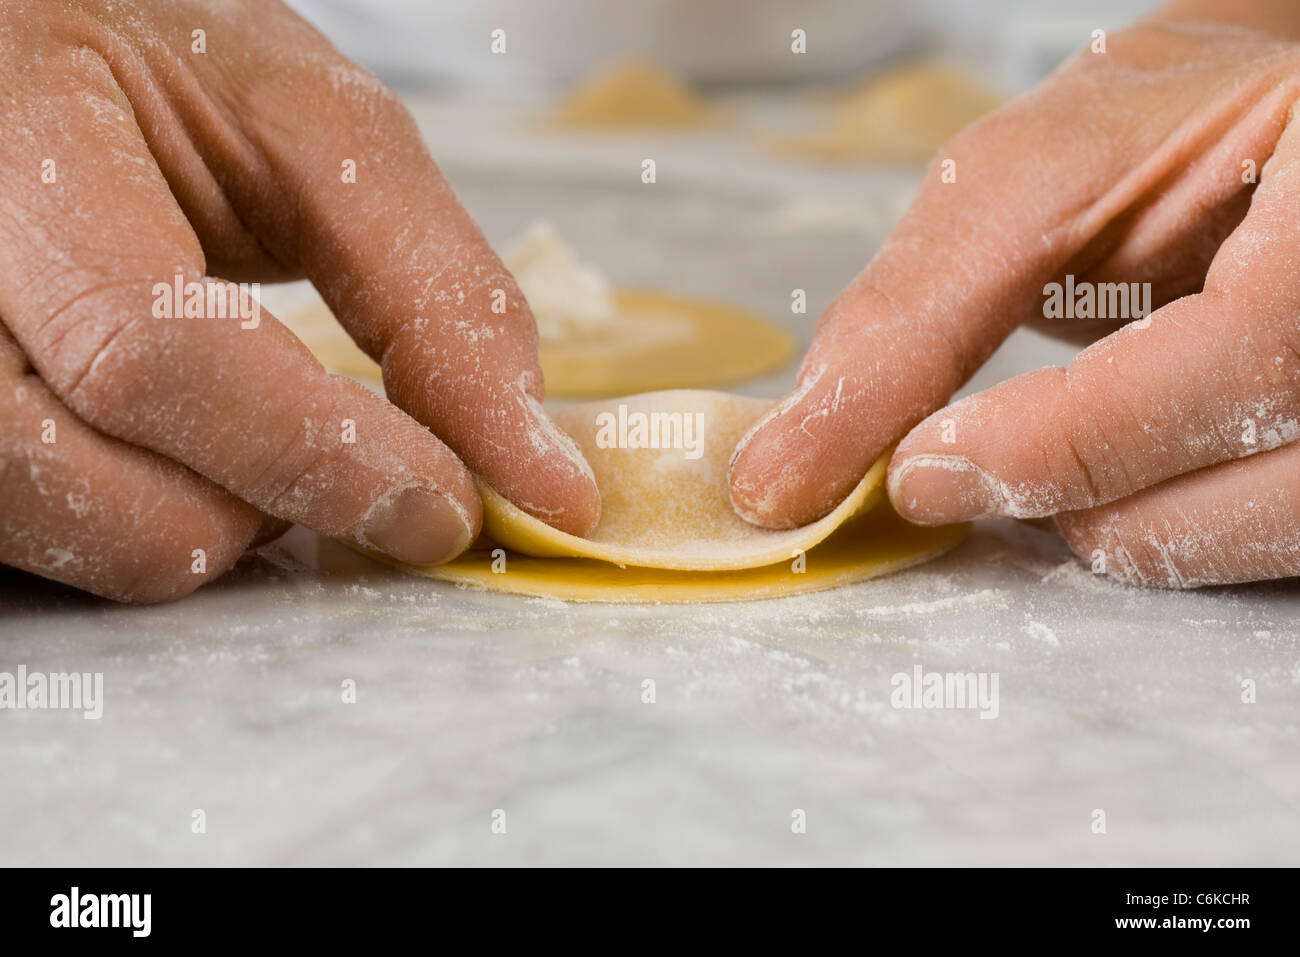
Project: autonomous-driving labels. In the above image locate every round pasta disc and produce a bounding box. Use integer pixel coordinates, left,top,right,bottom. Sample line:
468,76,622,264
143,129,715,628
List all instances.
359,390,968,603
394,500,966,604
285,289,795,398
537,289,795,397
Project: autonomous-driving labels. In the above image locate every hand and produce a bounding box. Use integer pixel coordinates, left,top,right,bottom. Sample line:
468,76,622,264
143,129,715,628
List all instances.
0,0,600,602
729,8,1300,588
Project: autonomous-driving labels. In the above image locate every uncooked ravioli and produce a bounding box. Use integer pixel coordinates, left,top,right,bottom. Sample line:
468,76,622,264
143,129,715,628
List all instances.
382,391,968,603
481,390,883,570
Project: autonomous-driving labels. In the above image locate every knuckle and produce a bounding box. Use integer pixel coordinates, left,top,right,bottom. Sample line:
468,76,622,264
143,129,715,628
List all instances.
264,43,407,143
27,274,130,368
1059,507,1191,589
63,330,152,434
1056,386,1112,502
1261,322,1300,393
1057,510,1143,585
241,421,332,514
116,564,205,605
237,383,365,527
32,275,194,433
327,63,405,128
115,514,251,604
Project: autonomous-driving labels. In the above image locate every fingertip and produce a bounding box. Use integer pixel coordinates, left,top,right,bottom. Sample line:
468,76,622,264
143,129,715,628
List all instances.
1055,508,1152,588
560,462,603,537
728,428,828,530
886,449,1002,525
515,434,603,538
119,489,264,604
888,393,1019,524
726,395,853,530
545,470,602,538
358,485,479,565
488,397,603,538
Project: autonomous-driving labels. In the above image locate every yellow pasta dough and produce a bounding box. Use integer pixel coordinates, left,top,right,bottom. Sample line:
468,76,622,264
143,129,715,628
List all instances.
779,60,1003,164
286,223,793,397
483,391,881,570
378,391,968,603
405,501,964,603
287,289,794,399
538,288,794,397
548,59,712,129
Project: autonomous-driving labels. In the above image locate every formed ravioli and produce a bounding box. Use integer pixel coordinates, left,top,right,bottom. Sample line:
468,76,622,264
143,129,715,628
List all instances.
482,390,883,570
360,391,968,603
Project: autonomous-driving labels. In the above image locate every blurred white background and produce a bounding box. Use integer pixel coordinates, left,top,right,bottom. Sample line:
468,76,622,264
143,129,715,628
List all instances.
287,0,1164,92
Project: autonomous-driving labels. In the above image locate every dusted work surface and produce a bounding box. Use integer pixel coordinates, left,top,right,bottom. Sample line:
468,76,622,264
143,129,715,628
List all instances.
3,522,1298,866
2,95,1298,866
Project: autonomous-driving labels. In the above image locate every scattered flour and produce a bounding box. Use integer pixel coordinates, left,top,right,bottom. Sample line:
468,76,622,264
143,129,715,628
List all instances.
857,588,1008,618
1021,620,1060,648
499,221,615,340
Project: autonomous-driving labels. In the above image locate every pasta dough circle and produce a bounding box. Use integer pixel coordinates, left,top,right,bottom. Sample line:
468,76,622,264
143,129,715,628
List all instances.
408,502,966,603
384,391,968,602
539,289,794,397
286,290,794,399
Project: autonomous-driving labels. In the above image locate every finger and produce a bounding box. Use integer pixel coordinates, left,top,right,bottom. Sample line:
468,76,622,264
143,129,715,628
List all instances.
1057,441,1300,588
1026,90,1267,345
0,327,262,603
180,12,600,535
250,515,292,549
889,108,1300,525
0,55,480,565
729,27,1297,529
1023,195,1252,346
728,143,1044,529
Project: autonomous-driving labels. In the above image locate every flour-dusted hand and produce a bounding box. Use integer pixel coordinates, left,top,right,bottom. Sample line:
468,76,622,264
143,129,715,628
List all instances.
729,1,1300,587
0,0,599,602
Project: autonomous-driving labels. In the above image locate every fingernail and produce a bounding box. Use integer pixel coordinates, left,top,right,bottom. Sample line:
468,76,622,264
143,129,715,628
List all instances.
888,454,1003,524
516,387,601,536
358,486,470,565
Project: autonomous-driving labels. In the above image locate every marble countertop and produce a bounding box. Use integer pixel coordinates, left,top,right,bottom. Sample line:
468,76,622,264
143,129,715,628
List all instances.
2,95,1297,866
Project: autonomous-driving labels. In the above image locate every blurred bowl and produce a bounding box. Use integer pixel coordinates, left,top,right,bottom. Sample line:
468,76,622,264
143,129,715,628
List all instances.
291,0,916,89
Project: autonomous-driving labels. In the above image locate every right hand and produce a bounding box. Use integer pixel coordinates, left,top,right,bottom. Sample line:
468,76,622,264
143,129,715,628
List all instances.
729,11,1300,587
